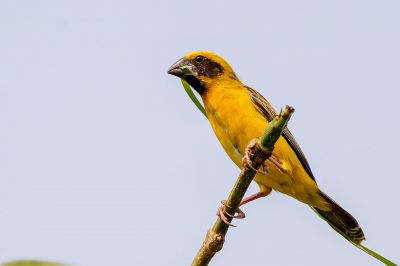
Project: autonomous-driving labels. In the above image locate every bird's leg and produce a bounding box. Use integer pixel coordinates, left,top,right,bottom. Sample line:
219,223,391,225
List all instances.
268,156,288,173
239,190,270,206
217,188,271,227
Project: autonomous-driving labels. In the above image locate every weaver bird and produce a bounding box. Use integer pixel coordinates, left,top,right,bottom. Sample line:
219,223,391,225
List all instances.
167,51,365,244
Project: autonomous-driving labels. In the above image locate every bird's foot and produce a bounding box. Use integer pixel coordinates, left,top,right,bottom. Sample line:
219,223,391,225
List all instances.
242,139,269,175
241,139,260,172
268,156,288,173
216,200,246,227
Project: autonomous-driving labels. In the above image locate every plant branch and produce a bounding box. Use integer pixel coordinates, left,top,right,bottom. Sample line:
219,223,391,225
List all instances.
191,106,295,266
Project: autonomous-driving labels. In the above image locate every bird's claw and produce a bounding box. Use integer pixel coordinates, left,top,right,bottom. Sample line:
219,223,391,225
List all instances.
242,139,268,175
259,163,269,175
216,200,246,227
241,139,259,171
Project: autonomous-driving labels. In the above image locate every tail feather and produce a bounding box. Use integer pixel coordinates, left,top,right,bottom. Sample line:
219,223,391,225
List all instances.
314,191,365,244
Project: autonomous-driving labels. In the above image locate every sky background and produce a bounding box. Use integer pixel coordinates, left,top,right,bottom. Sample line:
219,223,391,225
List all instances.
1,1,399,265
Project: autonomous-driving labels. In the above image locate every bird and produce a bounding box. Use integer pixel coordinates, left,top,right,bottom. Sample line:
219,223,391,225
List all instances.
167,51,365,244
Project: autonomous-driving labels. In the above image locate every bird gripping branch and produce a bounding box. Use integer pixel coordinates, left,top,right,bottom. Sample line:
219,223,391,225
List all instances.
191,106,295,266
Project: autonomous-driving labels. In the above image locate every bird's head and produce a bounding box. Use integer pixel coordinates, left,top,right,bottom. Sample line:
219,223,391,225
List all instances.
167,51,240,95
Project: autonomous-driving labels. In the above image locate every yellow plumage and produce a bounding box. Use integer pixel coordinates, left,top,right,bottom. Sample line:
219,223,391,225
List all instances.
201,70,330,210
168,51,365,243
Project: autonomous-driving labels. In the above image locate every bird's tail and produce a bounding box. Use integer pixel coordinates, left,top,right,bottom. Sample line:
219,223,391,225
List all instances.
312,191,365,244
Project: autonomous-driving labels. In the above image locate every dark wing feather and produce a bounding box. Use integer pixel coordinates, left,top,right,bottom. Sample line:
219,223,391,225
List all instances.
245,86,316,182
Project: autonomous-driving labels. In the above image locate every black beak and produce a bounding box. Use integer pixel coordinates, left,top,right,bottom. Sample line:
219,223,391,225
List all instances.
167,58,195,78
168,57,204,94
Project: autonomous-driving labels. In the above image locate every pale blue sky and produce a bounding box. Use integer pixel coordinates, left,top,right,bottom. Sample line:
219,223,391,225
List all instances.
1,1,399,265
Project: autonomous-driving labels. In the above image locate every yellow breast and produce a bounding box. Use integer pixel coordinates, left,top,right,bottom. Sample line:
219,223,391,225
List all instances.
202,84,329,210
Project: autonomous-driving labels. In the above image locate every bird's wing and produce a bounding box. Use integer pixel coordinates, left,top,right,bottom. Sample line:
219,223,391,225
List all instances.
245,86,316,182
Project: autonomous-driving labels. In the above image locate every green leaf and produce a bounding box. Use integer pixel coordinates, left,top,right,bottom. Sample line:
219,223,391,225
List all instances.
181,79,206,117
311,207,397,266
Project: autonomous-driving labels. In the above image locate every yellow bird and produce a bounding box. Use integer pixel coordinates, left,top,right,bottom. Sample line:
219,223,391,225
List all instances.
168,51,365,243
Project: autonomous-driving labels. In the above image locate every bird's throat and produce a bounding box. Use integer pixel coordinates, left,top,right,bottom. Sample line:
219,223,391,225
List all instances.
185,76,205,95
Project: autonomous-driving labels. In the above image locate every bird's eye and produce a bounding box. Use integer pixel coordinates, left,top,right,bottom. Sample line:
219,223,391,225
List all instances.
194,55,205,63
